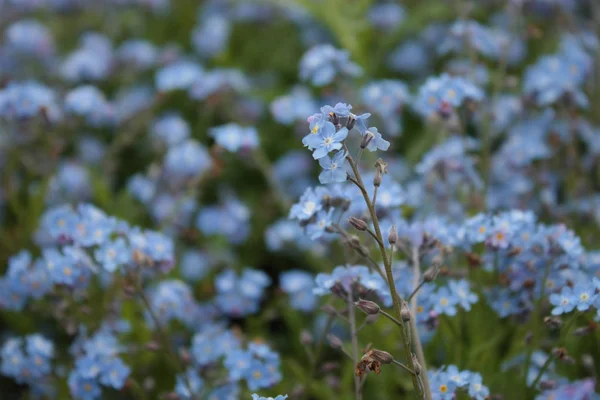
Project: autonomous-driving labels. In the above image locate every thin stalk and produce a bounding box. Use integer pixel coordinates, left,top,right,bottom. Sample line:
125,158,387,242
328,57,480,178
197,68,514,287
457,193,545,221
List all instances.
311,314,336,376
522,262,551,387
365,227,384,248
253,148,291,211
530,354,554,389
348,288,363,400
407,280,426,303
345,151,431,399
372,185,378,207
379,310,404,330
138,289,196,399
392,359,416,375
410,246,431,395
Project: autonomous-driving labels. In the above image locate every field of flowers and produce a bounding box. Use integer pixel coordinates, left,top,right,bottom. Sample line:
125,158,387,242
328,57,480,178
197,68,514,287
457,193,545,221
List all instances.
1,0,600,399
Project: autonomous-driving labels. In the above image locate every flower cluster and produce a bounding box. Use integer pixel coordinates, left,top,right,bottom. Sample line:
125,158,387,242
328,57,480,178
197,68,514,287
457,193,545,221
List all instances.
68,330,130,399
429,365,490,400
0,335,54,395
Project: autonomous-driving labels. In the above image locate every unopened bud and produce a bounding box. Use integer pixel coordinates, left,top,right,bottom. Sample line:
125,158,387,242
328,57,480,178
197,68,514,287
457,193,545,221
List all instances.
551,347,568,360
348,235,361,248
321,304,337,316
300,330,313,345
356,245,370,258
365,314,379,324
508,246,523,257
400,302,411,322
466,252,482,268
349,217,368,231
361,131,374,149
143,377,155,391
539,380,557,390
179,348,191,364
346,116,356,130
573,326,593,336
582,354,595,370
374,169,382,187
423,264,440,282
321,362,339,372
145,341,160,351
388,225,398,245
355,299,380,315
543,316,562,330
411,353,421,375
369,349,393,364
327,334,343,349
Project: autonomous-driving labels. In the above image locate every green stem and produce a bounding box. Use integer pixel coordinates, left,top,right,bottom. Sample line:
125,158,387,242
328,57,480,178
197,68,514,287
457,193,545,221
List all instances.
345,152,431,400
522,262,551,387
348,288,362,400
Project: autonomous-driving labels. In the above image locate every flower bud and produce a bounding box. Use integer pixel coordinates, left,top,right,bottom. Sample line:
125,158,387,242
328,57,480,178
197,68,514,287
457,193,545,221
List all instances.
355,299,380,315
539,380,557,390
543,316,562,330
356,245,370,258
388,225,398,245
423,264,440,282
551,347,568,360
349,217,368,232
401,301,411,322
411,353,421,375
348,235,361,248
573,326,593,336
360,131,374,149
145,341,160,351
327,334,343,349
321,304,338,316
373,169,382,187
300,330,314,345
369,349,393,364
346,116,356,130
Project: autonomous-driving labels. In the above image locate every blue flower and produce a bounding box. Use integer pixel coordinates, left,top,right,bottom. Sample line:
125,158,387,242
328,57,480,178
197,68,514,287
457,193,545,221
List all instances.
572,283,597,311
98,358,130,389
364,127,390,152
164,140,212,181
68,372,102,400
448,279,478,311
549,287,576,315
191,14,231,58
468,372,490,400
155,60,203,92
303,122,348,159
209,123,259,152
151,113,190,147
94,238,131,272
299,44,361,86
64,86,107,117
280,270,317,312
289,187,322,221
117,39,157,69
175,368,204,399
318,150,348,184
431,287,459,316
224,350,253,380
252,394,288,400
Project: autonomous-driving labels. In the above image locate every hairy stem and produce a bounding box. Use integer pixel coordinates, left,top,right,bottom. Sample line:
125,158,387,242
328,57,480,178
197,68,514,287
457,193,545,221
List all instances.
348,288,363,400
410,246,432,396
345,152,431,399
